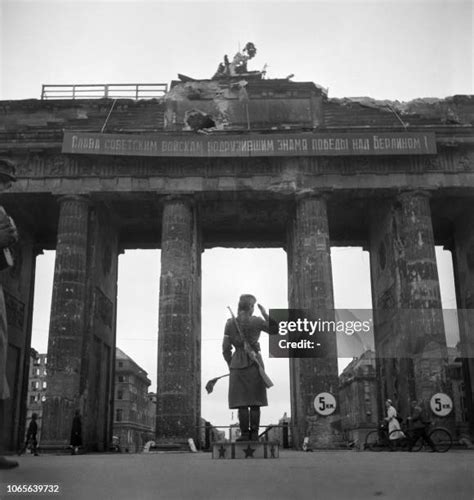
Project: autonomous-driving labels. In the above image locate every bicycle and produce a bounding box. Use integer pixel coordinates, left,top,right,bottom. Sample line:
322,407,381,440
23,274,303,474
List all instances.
388,422,452,453
365,422,396,451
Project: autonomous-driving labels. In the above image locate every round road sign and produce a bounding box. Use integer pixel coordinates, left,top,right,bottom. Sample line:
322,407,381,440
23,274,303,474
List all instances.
314,392,337,416
430,393,453,417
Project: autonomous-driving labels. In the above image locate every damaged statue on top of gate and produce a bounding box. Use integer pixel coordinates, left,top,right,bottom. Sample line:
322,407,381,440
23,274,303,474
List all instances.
212,42,264,80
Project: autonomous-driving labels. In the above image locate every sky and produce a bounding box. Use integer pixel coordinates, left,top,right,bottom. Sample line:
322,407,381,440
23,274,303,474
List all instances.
1,0,472,428
1,0,472,101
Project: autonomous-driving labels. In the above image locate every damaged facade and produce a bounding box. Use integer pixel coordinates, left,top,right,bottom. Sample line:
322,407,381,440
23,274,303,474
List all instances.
164,77,324,132
0,68,474,451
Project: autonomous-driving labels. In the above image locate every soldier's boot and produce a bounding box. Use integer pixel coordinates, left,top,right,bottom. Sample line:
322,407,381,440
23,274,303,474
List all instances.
250,406,260,441
236,407,250,441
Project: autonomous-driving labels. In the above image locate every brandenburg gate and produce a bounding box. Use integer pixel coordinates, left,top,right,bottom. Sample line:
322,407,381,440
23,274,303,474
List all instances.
1,74,473,451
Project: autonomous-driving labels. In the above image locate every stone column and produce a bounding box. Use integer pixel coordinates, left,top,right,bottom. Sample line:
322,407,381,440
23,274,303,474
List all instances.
452,208,474,437
0,232,38,452
81,205,119,451
42,196,90,445
156,197,201,444
287,194,339,449
369,191,449,420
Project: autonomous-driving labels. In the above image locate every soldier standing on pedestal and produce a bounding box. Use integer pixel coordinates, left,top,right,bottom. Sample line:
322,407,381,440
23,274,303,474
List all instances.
222,294,275,441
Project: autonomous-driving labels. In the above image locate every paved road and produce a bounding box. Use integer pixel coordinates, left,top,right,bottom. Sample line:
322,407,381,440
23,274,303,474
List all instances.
1,450,473,500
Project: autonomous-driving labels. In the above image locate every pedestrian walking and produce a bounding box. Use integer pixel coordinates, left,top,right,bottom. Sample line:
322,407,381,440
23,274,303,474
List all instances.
20,413,39,456
0,159,19,470
70,409,82,455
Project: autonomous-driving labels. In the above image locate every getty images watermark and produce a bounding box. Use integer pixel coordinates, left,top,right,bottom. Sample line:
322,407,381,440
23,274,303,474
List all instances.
269,309,374,358
268,309,474,358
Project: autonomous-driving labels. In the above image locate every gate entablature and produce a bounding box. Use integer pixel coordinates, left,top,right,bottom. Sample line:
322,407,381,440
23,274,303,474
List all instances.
3,184,474,253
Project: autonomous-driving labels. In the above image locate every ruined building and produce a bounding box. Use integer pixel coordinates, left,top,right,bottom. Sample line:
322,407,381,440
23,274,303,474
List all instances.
24,351,47,444
113,348,155,453
1,66,474,450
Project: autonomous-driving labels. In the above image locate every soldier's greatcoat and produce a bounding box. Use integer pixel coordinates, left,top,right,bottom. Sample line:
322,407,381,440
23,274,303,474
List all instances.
222,313,269,409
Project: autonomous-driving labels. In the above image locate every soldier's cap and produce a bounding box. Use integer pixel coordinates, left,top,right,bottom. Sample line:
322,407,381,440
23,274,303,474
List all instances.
0,159,16,181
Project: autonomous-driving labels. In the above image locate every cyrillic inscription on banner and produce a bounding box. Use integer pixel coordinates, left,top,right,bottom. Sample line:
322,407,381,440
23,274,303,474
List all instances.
62,131,437,157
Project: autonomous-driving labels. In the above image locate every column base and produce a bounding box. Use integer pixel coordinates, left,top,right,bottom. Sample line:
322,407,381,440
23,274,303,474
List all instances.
37,443,77,455
303,415,345,450
149,438,195,452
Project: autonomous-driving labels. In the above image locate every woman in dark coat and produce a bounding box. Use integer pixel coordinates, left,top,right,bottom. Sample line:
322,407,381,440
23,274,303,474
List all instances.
20,412,39,456
70,410,82,455
222,294,273,441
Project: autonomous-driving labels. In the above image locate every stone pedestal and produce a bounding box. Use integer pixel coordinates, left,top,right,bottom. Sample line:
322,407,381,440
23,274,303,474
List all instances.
42,197,118,450
369,191,449,420
156,197,201,444
212,441,279,459
287,194,340,449
452,208,474,436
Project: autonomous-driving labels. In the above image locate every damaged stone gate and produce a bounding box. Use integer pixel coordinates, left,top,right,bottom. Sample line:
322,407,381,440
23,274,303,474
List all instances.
1,64,474,451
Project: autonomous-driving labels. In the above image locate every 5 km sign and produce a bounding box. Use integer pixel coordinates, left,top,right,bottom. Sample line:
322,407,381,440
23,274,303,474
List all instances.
430,393,453,417
314,392,337,416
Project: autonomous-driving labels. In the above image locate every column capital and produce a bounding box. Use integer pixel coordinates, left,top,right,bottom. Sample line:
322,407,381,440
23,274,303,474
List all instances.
396,189,433,202
295,189,332,202
56,194,92,206
160,194,197,208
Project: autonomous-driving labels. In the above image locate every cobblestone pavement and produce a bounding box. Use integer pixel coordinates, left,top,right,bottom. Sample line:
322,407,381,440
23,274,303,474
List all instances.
1,450,473,500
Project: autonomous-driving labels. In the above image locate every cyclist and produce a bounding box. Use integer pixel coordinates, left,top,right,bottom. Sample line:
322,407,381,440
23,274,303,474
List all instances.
407,400,436,452
385,399,404,440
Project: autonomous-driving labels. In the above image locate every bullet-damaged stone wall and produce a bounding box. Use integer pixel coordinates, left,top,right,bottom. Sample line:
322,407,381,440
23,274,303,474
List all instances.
41,196,91,447
156,197,201,444
369,192,451,423
41,198,119,451
287,195,340,448
164,79,325,132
